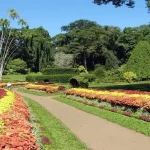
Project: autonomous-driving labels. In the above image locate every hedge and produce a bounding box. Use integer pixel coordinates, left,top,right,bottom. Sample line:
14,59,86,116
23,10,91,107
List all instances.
70,75,89,88
42,68,78,75
26,74,76,83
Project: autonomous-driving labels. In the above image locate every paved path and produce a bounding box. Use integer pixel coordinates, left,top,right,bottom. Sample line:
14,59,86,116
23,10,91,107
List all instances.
15,90,150,150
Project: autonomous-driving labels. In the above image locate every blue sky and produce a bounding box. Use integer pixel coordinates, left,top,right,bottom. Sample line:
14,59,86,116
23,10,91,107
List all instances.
0,0,149,37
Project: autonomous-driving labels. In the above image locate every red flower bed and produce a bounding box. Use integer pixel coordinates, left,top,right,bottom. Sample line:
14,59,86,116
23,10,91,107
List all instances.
0,93,40,149
65,88,150,109
0,89,7,99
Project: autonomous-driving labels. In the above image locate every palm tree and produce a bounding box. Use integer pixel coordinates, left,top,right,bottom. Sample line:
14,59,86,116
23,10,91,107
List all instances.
7,9,20,20
0,9,28,80
0,19,10,28
18,18,28,27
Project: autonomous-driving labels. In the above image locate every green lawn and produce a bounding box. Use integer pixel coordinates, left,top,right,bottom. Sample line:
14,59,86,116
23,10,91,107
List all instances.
54,96,150,136
2,74,26,82
18,87,51,96
89,81,150,91
24,97,88,150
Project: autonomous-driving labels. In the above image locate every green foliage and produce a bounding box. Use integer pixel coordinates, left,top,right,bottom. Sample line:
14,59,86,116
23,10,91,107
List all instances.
80,73,96,82
61,19,98,32
93,0,135,8
78,65,87,73
7,58,28,74
103,69,123,83
70,75,89,88
123,72,137,82
42,68,78,75
103,50,119,70
124,41,150,80
94,67,106,79
26,74,75,83
17,27,54,72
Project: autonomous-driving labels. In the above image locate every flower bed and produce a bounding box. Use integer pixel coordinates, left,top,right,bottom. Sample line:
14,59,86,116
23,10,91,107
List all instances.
0,89,7,99
65,88,150,109
0,89,40,149
0,82,29,87
25,84,65,93
64,94,150,122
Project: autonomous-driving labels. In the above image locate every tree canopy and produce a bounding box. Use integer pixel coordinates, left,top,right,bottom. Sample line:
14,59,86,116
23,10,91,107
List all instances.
93,0,149,9
124,41,150,80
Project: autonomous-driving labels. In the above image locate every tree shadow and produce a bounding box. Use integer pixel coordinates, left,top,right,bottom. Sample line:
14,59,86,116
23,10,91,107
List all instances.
91,83,150,92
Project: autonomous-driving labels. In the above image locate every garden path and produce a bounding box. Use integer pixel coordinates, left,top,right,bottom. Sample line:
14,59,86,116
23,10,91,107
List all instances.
14,89,150,150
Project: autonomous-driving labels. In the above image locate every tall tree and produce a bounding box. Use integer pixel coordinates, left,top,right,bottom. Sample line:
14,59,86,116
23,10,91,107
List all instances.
124,41,150,80
63,26,107,70
0,9,28,80
16,27,54,72
93,0,150,11
116,27,143,63
61,19,98,32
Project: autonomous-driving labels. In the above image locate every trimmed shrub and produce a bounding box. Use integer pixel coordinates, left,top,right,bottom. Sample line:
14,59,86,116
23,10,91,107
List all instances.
123,72,137,83
80,73,96,82
78,65,88,73
70,76,89,88
26,74,75,83
42,68,78,75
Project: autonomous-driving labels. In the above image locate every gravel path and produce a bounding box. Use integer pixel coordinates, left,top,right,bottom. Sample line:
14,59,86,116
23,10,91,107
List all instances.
15,90,150,150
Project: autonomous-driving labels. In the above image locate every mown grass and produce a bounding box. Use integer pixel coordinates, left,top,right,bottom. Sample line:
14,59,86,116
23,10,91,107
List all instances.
54,96,150,136
2,74,26,82
18,87,50,96
24,97,88,150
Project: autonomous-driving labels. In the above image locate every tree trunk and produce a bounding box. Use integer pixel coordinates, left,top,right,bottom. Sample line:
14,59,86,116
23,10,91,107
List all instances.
83,51,88,73
91,54,95,70
0,65,3,81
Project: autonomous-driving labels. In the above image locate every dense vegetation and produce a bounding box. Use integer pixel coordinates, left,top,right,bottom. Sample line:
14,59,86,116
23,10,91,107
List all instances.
1,10,150,83
11,27,54,72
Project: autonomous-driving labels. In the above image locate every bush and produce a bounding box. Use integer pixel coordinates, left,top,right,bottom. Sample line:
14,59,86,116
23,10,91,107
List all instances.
79,73,96,82
42,68,78,75
78,66,88,73
123,72,137,83
94,67,105,79
104,69,123,83
70,76,89,88
7,58,28,74
94,64,105,69
26,74,76,83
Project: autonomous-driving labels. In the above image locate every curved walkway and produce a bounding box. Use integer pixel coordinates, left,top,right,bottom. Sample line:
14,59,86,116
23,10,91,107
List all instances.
15,90,150,150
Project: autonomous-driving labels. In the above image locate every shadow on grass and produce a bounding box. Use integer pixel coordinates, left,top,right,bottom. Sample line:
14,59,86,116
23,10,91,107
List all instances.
90,82,150,92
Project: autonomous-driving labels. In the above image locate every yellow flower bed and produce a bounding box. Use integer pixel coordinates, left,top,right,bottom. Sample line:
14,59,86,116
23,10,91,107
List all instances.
25,84,59,93
0,90,15,114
